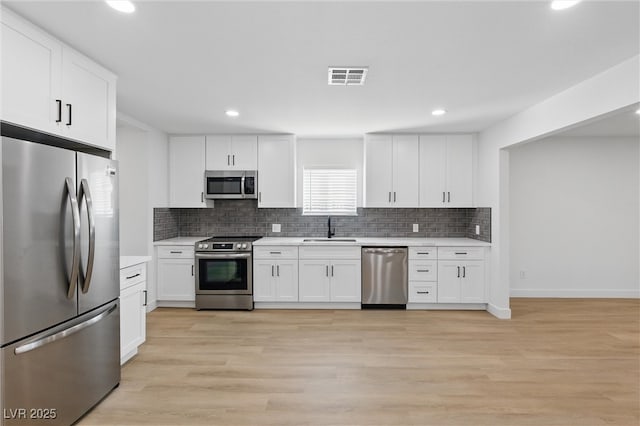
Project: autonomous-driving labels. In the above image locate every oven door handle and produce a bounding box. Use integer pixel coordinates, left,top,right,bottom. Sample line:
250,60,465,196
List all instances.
195,253,252,260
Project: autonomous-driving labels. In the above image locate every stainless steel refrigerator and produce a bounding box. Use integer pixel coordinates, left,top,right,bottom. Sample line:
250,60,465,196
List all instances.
1,136,120,425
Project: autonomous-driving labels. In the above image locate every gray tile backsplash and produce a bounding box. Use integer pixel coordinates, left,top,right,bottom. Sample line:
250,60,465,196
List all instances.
154,201,491,242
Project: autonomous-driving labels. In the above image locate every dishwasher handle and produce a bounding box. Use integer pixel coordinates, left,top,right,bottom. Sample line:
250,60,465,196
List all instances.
362,247,407,254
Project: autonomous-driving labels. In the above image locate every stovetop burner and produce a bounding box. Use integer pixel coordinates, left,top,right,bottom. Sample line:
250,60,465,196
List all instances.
199,236,262,243
195,236,262,252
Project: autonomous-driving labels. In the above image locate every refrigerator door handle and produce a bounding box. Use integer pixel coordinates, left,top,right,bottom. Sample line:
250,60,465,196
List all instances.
65,177,81,299
14,302,118,355
79,179,96,294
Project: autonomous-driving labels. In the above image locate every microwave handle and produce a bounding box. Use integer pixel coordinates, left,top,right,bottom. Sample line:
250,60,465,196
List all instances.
241,175,246,197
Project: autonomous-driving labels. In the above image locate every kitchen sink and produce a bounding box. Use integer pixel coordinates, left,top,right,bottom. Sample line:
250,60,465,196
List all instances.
302,238,358,242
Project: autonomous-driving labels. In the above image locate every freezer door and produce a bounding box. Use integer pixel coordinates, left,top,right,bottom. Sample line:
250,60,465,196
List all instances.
1,301,120,425
1,137,78,346
77,153,119,314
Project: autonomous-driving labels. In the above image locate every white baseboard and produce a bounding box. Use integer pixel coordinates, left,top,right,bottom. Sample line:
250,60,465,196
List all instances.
510,289,640,298
156,300,196,308
487,303,512,319
146,300,158,313
254,302,361,310
406,303,487,311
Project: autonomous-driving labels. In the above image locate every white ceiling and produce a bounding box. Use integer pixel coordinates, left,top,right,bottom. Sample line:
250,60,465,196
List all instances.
5,1,639,136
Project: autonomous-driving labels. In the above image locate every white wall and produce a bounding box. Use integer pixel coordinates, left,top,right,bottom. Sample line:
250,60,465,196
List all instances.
117,126,149,255
116,113,169,311
509,136,639,297
477,55,639,318
296,137,364,207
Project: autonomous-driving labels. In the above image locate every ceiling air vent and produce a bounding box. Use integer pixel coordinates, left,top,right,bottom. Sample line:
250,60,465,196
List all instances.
328,67,368,85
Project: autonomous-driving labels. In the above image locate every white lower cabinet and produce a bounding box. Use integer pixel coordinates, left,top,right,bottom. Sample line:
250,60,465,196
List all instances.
253,246,299,302
254,259,299,302
156,246,195,303
437,247,485,303
119,263,147,364
298,247,361,303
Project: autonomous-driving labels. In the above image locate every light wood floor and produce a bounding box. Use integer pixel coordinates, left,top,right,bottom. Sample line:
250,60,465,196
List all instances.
79,299,639,426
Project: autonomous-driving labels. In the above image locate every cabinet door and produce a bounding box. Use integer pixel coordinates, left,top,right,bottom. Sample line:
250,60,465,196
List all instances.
120,281,146,362
253,260,276,301
460,261,485,303
446,135,473,207
437,261,461,303
258,135,295,207
205,135,232,169
170,136,206,207
419,135,447,207
392,135,419,207
231,135,258,169
62,47,117,151
364,135,393,207
1,10,62,135
298,260,331,302
275,261,299,302
330,260,361,302
157,259,195,301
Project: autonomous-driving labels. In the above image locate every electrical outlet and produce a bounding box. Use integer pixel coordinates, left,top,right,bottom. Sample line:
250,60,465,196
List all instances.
412,224,419,232
272,224,281,233
475,225,480,235
519,271,526,279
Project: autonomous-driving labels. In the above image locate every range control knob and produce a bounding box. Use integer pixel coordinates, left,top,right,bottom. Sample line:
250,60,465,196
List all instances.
236,243,242,249
241,243,248,249
203,244,209,249
198,244,203,249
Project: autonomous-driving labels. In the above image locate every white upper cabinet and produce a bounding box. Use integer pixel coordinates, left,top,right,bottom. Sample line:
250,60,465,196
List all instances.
419,134,473,207
62,48,117,151
1,9,62,135
364,134,419,207
1,8,117,152
205,135,257,170
257,135,296,208
169,136,207,207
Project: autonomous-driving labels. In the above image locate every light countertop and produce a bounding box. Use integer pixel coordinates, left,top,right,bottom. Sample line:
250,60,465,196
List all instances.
153,236,208,246
253,237,490,247
120,256,152,269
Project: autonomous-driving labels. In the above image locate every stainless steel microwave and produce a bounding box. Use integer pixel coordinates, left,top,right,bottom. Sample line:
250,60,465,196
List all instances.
204,170,257,199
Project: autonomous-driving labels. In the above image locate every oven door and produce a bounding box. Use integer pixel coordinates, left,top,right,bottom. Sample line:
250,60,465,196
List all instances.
195,252,252,295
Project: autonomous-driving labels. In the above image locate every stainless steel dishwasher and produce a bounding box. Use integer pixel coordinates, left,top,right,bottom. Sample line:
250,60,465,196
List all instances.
361,247,408,308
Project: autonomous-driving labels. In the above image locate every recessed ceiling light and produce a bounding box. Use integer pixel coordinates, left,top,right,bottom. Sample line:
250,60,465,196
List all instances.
106,1,135,14
225,110,239,117
432,109,447,116
550,1,581,11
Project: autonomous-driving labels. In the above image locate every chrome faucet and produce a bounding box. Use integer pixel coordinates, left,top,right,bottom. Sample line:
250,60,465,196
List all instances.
327,216,336,239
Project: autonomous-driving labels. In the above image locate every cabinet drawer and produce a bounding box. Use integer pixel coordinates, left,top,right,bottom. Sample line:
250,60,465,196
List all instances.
408,247,437,260
157,246,194,259
253,246,299,260
120,264,146,290
299,246,360,260
408,261,437,281
408,282,437,303
438,247,485,260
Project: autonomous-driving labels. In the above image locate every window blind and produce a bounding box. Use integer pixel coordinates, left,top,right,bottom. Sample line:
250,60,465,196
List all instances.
303,168,357,215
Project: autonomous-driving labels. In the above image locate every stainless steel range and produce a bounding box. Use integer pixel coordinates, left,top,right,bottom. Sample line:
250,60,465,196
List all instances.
194,236,261,310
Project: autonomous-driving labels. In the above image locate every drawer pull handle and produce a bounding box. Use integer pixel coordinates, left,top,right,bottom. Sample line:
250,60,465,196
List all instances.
417,252,430,255
170,251,183,254
417,291,430,294
143,290,147,307
126,273,141,280
270,251,282,254
416,269,430,273
455,252,467,255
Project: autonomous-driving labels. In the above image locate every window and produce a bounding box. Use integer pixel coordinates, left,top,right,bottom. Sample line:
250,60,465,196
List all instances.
303,168,357,215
